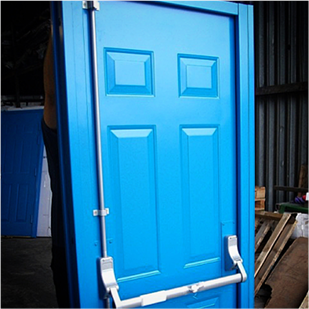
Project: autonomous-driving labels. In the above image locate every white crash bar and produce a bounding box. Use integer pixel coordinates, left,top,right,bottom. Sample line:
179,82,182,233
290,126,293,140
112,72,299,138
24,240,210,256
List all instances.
110,267,245,308
101,235,247,308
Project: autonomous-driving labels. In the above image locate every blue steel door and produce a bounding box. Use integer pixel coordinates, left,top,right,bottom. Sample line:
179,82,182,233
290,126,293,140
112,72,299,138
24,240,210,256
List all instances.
1,109,44,237
97,2,237,307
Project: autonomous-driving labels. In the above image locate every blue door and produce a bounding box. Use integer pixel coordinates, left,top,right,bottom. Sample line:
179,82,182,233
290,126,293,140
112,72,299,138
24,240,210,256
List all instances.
51,1,254,308
97,2,236,308
1,109,44,237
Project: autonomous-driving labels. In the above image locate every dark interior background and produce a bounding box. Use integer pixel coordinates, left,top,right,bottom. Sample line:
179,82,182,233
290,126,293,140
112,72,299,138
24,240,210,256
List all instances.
1,1,50,104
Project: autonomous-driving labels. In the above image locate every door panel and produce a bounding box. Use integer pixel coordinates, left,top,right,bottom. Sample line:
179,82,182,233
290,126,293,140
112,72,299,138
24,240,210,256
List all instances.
1,109,44,237
181,127,220,266
96,2,237,307
109,127,159,279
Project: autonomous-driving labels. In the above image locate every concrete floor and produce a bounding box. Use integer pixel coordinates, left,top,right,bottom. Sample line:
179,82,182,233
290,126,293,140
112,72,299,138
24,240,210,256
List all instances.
1,237,58,308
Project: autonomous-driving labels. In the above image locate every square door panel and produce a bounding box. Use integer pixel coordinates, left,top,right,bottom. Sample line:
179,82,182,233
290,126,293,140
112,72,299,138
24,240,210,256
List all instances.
105,48,154,96
178,54,218,98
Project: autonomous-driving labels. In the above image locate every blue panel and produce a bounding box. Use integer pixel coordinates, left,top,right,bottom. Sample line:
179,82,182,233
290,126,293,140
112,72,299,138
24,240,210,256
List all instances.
3,139,15,174
187,296,219,308
96,4,237,305
248,5,256,309
109,127,159,280
16,184,29,221
179,55,218,98
20,141,32,173
236,4,255,308
105,48,154,96
164,1,238,15
2,184,11,221
52,2,103,307
1,109,44,237
181,127,220,267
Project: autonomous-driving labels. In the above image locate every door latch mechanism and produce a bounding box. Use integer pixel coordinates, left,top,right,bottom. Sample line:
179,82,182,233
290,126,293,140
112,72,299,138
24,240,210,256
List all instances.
100,235,247,308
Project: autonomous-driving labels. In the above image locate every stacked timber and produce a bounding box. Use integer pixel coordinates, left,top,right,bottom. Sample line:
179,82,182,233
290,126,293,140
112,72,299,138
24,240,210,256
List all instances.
265,237,308,308
255,186,266,210
255,211,297,296
255,211,308,308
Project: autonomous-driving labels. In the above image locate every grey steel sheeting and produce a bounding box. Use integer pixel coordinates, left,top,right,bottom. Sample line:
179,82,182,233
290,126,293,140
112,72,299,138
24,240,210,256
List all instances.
254,1,308,211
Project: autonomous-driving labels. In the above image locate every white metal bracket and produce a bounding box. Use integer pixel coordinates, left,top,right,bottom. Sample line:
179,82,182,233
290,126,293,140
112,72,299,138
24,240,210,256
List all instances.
100,257,119,298
83,1,100,11
100,235,247,308
93,208,109,217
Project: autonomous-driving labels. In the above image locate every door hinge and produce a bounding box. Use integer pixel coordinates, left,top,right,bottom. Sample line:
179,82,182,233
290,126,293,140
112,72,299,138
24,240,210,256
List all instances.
83,1,100,11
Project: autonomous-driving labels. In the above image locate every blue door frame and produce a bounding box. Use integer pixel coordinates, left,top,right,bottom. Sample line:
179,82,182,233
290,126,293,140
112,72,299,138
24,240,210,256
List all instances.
51,2,254,308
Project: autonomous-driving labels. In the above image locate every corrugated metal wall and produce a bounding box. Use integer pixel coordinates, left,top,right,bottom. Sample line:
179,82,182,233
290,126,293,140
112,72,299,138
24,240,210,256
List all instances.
254,1,308,211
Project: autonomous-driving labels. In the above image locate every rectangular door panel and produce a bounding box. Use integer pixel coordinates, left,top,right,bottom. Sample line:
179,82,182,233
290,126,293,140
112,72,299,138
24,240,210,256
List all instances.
181,127,220,267
108,127,160,281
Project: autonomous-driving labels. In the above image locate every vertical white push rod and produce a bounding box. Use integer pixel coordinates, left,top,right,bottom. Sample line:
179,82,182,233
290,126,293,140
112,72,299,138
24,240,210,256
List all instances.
88,3,111,307
88,2,108,259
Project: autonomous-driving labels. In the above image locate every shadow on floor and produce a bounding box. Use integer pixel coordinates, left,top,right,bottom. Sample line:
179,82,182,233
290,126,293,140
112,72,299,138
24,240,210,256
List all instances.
1,237,58,308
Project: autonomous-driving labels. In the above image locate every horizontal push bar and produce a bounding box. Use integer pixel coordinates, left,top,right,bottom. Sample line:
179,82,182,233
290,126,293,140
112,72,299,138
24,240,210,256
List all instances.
100,235,247,308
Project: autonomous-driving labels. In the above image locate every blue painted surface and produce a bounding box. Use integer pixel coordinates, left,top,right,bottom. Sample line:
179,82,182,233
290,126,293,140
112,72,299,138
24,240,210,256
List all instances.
105,48,154,96
51,2,95,307
1,109,44,237
247,4,256,308
236,5,255,308
178,55,218,97
97,2,237,307
164,1,239,15
52,1,254,308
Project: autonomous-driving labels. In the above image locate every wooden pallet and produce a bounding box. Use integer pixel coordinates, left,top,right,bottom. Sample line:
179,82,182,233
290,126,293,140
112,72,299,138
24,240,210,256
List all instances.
255,186,266,199
255,186,266,211
265,237,308,308
255,211,297,295
255,199,265,211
